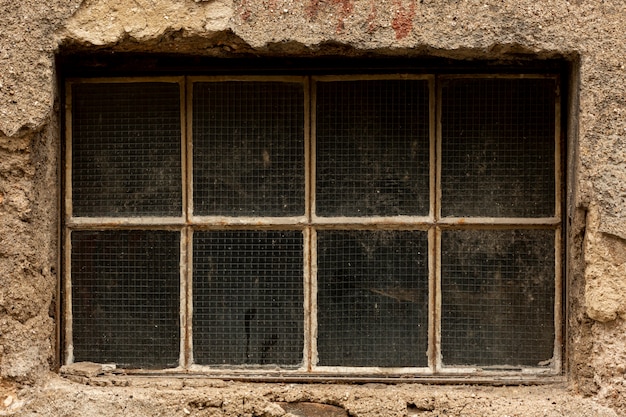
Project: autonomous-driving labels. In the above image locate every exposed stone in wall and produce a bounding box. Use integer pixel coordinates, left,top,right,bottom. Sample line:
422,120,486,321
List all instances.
580,205,626,409
1,0,626,415
60,0,232,47
585,206,626,323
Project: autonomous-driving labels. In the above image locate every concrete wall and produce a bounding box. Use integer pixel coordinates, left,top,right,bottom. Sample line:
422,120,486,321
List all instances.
0,0,625,415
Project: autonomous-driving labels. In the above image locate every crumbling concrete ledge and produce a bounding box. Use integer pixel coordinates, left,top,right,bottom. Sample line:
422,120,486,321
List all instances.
5,376,619,417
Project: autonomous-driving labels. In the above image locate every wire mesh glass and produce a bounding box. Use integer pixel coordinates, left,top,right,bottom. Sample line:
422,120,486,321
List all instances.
192,81,305,217
71,230,180,368
315,79,430,217
316,230,429,367
440,78,556,217
441,229,555,367
193,230,304,366
71,82,182,217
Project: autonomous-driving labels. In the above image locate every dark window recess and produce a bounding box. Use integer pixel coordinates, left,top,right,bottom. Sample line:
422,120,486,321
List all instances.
441,78,556,218
317,230,429,367
192,230,304,366
193,81,305,217
71,82,182,217
441,229,555,366
71,230,180,368
316,79,431,217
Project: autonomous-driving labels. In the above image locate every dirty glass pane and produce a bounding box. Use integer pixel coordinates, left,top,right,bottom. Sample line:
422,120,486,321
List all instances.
72,82,182,217
193,82,305,217
193,230,304,366
71,230,180,368
441,78,556,217
317,230,429,367
441,229,555,367
316,79,430,217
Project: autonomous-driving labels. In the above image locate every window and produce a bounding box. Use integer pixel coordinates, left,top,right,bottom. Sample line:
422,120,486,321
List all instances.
64,72,562,377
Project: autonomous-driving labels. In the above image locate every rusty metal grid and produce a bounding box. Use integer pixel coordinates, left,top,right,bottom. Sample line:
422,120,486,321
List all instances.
64,74,563,379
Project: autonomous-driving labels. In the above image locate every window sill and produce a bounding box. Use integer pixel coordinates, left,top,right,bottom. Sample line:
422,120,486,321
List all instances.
60,362,564,386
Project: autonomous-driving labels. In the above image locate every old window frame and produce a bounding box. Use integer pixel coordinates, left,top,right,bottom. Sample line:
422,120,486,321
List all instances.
63,72,563,380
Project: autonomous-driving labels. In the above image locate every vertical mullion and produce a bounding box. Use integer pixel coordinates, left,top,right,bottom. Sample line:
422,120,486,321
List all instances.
432,76,443,372
553,77,563,374
180,227,190,368
432,227,442,371
63,229,74,365
307,77,318,371
310,78,318,222
429,75,437,223
554,76,562,221
304,77,312,223
304,227,315,371
434,77,443,224
64,82,74,221
180,77,189,222
186,78,194,222
309,228,319,369
183,77,193,368
553,225,563,373
63,82,74,366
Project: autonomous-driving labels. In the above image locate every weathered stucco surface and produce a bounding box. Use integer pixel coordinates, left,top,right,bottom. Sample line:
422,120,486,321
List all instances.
1,0,626,415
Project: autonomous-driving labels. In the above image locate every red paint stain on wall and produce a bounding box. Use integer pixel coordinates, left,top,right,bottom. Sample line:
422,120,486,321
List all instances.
307,0,354,33
332,0,353,33
306,0,321,19
332,0,354,16
392,0,416,39
366,0,378,33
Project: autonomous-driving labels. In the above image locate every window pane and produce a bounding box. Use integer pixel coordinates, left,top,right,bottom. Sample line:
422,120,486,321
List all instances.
71,230,180,368
316,79,430,217
193,82,305,217
441,229,555,367
317,230,429,367
441,78,556,217
193,230,304,366
72,82,182,217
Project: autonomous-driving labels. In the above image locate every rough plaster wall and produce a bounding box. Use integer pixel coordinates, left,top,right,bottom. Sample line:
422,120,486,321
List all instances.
0,0,626,415
0,0,78,389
